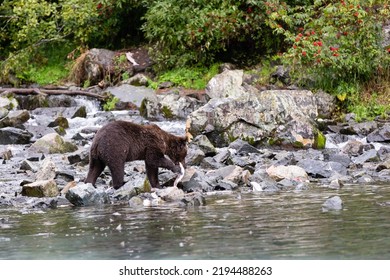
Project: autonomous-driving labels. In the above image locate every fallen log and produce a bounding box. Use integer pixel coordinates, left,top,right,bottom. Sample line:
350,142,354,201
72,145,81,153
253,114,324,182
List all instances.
0,87,107,101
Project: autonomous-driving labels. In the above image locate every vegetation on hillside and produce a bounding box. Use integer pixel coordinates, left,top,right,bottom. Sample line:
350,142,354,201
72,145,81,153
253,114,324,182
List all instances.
0,0,389,120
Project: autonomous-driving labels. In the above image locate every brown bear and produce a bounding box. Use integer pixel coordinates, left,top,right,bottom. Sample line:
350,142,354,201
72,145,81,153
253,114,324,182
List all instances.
85,120,188,189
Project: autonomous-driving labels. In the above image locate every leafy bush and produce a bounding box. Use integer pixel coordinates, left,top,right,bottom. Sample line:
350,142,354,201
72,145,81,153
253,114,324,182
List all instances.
142,0,273,70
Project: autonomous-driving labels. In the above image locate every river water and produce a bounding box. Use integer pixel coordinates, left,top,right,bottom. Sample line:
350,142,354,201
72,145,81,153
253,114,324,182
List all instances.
1,183,390,260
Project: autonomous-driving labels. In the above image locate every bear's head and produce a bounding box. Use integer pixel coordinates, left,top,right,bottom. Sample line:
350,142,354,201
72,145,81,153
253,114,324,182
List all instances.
167,136,188,167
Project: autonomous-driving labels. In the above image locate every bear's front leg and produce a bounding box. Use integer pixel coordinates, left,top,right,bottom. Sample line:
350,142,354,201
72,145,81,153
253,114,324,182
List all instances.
145,150,181,173
145,163,160,189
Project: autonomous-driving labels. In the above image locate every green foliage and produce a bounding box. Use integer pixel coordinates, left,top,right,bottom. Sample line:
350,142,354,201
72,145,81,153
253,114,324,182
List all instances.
0,0,99,84
156,64,219,89
348,93,390,122
103,95,120,111
142,0,273,69
25,43,73,85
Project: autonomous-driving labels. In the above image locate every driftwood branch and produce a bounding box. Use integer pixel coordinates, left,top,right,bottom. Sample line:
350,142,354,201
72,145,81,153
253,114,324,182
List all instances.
0,87,107,101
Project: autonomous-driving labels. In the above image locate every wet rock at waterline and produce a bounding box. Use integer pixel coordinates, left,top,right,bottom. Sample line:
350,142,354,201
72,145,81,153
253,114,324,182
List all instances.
65,183,111,207
322,196,343,211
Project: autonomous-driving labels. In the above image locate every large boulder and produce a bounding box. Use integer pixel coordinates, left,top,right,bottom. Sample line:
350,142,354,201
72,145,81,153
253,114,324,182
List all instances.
69,47,153,87
69,48,118,86
187,90,320,147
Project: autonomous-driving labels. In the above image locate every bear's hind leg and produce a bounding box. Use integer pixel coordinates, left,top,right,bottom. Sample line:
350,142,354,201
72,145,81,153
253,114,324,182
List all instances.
85,158,106,186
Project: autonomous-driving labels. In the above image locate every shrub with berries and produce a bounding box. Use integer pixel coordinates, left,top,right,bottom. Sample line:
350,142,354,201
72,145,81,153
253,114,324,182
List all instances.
267,0,390,90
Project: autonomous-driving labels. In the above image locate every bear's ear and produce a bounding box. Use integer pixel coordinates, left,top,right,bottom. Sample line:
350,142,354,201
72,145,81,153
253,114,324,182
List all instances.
178,136,188,148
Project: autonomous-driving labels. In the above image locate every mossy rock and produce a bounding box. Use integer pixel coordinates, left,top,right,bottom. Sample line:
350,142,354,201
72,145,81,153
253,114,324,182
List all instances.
29,133,77,154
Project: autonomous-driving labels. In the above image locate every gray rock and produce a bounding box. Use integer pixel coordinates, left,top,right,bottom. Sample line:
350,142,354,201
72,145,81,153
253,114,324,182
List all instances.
20,159,38,172
65,182,110,206
200,157,225,170
113,176,148,201
216,179,238,190
376,157,390,171
348,121,378,136
367,124,390,143
206,165,250,185
0,127,32,144
32,106,87,120
128,196,144,208
314,90,336,119
250,170,280,192
322,196,343,211
228,138,260,155
122,73,149,86
341,140,365,156
192,135,216,156
0,107,8,119
181,168,213,192
352,149,380,165
297,159,347,178
329,179,344,189
323,150,351,167
213,148,231,164
157,93,203,119
185,146,205,166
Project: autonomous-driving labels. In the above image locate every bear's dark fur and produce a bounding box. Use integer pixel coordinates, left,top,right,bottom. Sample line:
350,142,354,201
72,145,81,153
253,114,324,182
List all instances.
85,120,187,189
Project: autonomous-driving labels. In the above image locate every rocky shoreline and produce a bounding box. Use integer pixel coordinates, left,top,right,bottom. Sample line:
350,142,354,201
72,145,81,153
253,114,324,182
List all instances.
1,69,390,212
